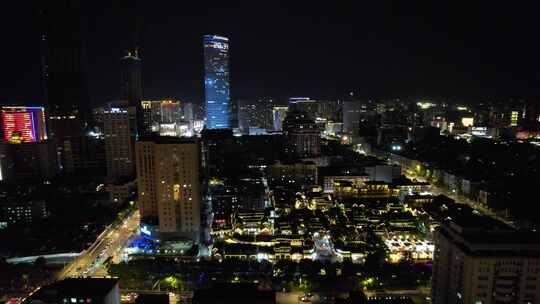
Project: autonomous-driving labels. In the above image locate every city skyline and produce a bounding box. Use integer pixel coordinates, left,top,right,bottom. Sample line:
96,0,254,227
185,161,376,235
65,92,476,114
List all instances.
3,2,540,304
3,2,540,107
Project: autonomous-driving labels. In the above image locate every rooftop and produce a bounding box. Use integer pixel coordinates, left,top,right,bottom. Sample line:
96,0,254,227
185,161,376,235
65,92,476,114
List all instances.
431,199,540,253
29,278,118,302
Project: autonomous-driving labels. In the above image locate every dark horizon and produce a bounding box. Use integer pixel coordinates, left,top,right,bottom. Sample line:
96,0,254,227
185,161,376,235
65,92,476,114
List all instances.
2,1,540,106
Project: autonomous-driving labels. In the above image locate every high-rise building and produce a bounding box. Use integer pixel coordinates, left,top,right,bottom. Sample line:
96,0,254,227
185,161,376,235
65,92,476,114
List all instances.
141,100,161,133
238,99,274,134
121,49,144,135
141,100,195,137
136,135,201,241
432,215,540,304
103,103,136,182
160,100,180,124
204,35,230,129
121,50,143,108
272,106,289,132
283,110,321,158
39,0,88,137
342,100,362,134
1,106,47,143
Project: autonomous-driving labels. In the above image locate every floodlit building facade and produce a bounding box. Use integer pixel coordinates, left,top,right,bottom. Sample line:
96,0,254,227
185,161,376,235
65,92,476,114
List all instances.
1,106,47,143
136,136,201,241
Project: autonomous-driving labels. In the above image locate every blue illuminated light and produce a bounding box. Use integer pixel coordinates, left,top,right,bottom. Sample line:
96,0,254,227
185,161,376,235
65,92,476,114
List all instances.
204,35,230,129
141,225,151,236
30,112,37,141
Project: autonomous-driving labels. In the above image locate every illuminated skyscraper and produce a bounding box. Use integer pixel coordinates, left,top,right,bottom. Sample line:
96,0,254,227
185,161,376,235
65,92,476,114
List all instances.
204,35,230,129
1,106,48,143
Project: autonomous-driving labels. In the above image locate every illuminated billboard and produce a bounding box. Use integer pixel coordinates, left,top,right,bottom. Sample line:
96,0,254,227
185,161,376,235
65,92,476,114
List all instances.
1,106,47,143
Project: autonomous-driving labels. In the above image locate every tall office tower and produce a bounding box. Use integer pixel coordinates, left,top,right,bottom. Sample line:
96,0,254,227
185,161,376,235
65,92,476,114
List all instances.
204,35,230,129
136,136,201,241
432,216,540,304
1,106,48,143
283,110,321,158
272,106,289,132
121,49,145,136
103,103,136,182
39,0,88,138
121,50,142,108
342,100,361,134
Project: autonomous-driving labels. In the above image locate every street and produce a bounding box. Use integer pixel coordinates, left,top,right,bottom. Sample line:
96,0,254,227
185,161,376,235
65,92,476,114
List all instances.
402,168,515,228
56,210,140,280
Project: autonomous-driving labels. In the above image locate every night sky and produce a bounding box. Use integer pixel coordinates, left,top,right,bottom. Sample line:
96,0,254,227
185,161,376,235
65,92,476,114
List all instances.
2,1,540,106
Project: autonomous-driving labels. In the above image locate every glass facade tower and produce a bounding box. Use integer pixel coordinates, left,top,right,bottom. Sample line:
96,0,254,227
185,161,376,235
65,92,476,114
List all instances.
204,35,230,129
